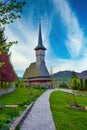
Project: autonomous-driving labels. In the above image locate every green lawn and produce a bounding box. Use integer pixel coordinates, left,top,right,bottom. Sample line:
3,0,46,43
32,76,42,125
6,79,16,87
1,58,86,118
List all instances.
50,91,87,130
77,90,87,96
0,87,45,129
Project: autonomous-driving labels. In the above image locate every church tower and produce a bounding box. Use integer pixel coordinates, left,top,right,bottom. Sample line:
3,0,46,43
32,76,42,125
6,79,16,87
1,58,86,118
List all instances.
23,21,51,88
34,21,46,69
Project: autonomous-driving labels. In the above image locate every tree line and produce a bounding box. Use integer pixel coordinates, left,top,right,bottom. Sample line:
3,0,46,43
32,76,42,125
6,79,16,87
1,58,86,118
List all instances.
71,78,87,91
57,71,87,91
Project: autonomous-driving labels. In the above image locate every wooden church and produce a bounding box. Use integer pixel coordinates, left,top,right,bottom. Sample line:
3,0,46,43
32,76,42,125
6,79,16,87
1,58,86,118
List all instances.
23,21,51,88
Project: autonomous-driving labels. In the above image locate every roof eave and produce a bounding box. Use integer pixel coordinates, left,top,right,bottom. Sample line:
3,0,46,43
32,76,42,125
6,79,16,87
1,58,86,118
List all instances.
34,46,47,50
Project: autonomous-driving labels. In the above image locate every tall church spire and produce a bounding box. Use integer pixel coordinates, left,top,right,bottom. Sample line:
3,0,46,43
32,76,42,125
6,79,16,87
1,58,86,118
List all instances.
34,20,46,50
38,19,43,47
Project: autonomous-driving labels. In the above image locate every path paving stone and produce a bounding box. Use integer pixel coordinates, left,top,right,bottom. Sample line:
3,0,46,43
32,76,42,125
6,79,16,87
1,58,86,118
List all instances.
20,90,56,130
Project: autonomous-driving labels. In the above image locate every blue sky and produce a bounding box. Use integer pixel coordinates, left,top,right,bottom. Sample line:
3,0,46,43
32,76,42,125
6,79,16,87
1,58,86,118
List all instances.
5,0,87,76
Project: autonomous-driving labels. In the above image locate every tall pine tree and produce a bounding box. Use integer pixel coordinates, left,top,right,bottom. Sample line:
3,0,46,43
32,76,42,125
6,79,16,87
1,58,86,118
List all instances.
0,27,7,53
84,79,87,90
79,78,84,91
0,27,17,55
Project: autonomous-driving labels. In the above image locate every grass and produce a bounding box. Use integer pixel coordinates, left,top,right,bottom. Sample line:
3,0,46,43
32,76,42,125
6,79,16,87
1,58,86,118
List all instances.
0,84,13,90
0,86,45,128
0,87,44,104
50,90,87,130
76,90,87,96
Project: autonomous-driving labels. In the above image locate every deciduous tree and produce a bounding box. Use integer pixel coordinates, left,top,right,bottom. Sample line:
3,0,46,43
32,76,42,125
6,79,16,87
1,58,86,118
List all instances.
0,0,26,25
0,53,17,87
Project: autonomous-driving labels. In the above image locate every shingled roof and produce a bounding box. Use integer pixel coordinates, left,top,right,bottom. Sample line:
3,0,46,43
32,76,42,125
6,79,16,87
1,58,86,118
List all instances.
23,62,50,79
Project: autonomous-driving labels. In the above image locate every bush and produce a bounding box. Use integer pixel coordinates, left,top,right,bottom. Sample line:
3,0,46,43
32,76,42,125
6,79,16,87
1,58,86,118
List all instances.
6,108,19,119
0,121,4,129
71,78,80,90
33,85,46,90
59,82,68,88
1,124,10,130
15,79,25,87
1,125,9,130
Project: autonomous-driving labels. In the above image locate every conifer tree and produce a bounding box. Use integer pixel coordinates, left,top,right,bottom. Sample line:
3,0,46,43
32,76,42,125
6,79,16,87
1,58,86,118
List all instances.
70,71,79,90
0,27,6,68
84,79,87,90
0,27,17,55
0,27,7,53
79,78,84,91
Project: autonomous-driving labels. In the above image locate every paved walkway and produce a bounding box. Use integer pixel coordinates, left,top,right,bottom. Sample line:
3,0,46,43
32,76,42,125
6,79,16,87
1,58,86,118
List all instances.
20,90,56,130
58,88,74,93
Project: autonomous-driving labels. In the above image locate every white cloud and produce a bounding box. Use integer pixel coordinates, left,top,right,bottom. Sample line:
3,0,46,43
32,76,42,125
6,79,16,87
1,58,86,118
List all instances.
53,0,86,57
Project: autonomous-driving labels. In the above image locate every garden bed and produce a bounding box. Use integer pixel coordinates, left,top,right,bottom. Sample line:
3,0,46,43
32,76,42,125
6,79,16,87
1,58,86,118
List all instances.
66,104,86,111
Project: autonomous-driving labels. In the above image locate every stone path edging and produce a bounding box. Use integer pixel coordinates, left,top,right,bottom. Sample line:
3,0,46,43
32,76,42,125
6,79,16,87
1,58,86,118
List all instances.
0,86,15,97
10,102,34,130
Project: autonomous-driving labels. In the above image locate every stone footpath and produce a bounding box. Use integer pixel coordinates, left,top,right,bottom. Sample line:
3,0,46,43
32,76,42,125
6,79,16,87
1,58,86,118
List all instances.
20,90,56,130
